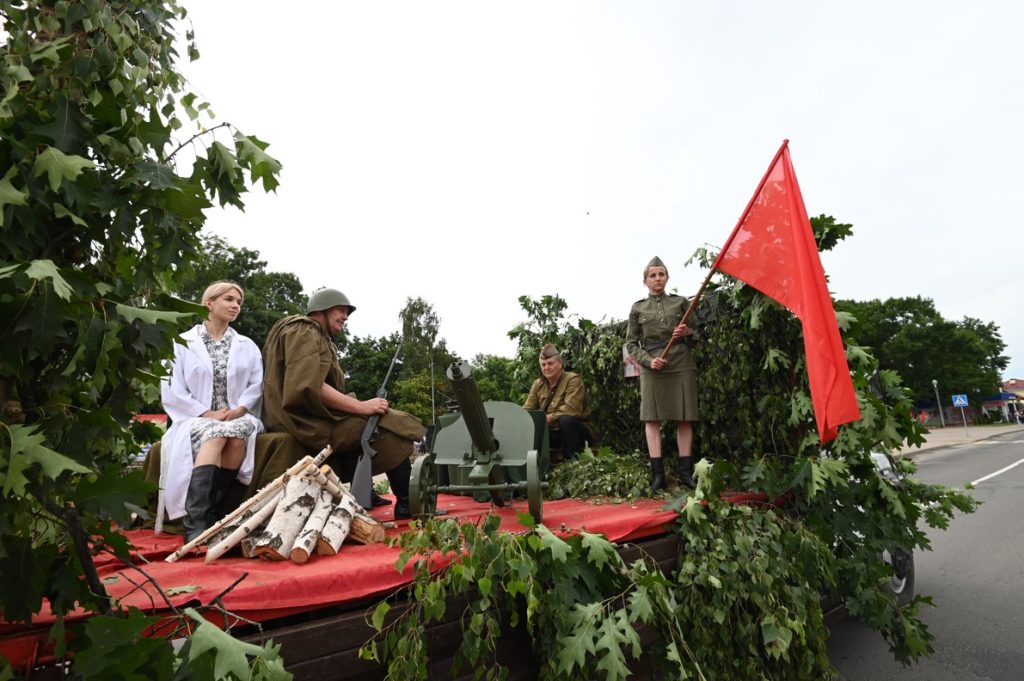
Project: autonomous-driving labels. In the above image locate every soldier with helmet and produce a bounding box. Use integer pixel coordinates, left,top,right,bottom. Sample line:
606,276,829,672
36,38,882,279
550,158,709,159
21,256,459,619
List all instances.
261,287,424,519
625,256,698,493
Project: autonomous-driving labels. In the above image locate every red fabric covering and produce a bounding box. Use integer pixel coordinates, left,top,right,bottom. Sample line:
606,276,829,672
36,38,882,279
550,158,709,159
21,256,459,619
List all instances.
109,493,677,617
713,140,860,443
1,494,678,670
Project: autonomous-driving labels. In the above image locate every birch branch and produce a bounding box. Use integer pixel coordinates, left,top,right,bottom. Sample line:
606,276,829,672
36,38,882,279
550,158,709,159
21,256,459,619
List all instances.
204,491,283,563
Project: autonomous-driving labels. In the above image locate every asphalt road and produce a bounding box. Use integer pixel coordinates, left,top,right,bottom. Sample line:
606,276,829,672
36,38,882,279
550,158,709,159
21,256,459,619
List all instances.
828,430,1024,680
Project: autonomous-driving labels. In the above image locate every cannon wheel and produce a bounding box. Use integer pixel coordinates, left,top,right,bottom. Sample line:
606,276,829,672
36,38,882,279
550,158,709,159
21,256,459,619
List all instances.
410,454,437,518
526,449,543,523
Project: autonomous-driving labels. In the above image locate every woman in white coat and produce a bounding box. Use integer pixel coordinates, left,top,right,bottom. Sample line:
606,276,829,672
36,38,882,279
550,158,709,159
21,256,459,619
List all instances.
158,281,264,541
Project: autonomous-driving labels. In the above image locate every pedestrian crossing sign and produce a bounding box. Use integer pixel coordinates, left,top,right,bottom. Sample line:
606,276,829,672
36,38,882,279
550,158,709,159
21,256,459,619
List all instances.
952,394,968,407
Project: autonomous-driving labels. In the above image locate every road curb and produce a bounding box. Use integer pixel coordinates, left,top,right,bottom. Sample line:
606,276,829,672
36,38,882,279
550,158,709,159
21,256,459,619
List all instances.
899,425,1024,459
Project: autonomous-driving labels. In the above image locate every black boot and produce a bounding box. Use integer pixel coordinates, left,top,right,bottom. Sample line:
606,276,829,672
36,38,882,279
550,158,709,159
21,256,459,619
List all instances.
370,491,393,507
183,464,218,543
209,467,240,525
649,457,666,494
678,456,695,488
388,459,413,520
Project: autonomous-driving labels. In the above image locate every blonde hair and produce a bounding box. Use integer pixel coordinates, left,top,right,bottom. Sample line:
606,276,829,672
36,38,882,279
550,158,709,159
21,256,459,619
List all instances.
201,281,244,306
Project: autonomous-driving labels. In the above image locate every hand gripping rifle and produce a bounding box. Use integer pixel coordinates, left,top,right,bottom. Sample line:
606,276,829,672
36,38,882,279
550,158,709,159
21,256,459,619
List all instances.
352,341,403,509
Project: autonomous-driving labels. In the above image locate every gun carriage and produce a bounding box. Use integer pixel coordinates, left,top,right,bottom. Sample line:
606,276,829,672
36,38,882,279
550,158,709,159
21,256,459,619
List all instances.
409,360,549,521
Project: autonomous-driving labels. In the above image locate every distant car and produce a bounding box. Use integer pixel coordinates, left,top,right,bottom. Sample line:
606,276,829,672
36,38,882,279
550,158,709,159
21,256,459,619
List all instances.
822,450,916,621
869,451,915,605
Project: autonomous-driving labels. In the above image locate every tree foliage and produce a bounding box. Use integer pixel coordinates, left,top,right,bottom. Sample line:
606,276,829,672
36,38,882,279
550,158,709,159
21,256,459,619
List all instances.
835,296,1008,405
337,298,459,425
175,234,306,346
470,353,520,403
505,294,640,455
0,1,287,676
361,514,697,680
441,214,978,675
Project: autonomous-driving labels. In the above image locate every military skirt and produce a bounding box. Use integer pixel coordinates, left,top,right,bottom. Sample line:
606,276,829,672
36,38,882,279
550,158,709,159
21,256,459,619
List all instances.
639,369,698,422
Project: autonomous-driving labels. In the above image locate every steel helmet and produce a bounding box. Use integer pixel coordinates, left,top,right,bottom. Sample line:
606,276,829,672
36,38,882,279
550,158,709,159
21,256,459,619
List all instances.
306,288,356,314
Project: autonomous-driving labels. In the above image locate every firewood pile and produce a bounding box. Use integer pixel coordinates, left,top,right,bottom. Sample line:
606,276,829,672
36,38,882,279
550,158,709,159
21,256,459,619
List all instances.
165,446,390,564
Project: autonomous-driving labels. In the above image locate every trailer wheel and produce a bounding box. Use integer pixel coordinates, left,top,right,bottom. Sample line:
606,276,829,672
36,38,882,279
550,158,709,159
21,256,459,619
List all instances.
883,546,915,606
410,454,437,519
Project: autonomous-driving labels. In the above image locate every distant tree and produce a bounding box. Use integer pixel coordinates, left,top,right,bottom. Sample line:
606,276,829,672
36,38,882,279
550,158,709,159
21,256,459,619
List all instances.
332,299,465,425
396,298,458,423
835,296,1008,404
471,353,520,403
337,333,396,400
176,234,305,346
398,296,441,374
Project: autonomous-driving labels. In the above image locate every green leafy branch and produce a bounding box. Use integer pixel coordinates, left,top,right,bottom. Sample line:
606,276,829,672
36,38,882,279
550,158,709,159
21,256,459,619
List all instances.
672,499,835,679
361,514,702,680
545,446,653,501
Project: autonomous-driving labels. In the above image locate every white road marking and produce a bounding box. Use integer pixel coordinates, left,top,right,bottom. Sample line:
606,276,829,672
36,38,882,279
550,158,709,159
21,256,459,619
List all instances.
971,457,1024,486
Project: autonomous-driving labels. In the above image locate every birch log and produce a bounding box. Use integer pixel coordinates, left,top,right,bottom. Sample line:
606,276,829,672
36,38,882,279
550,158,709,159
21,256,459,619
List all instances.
307,466,344,499
289,487,335,564
206,489,280,549
316,495,360,555
251,475,321,561
165,445,333,562
204,491,283,563
318,465,388,542
349,514,386,545
241,535,260,559
319,465,376,517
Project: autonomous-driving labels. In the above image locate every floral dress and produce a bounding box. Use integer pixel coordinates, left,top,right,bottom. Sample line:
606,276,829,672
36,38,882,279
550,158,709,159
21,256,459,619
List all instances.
188,327,256,459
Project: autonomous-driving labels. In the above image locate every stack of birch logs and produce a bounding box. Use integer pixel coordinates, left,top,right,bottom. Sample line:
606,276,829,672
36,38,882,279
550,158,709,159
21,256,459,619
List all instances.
165,446,389,564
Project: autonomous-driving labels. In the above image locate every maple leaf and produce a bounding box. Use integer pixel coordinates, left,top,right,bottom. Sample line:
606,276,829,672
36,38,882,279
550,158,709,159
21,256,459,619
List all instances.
186,607,280,680
0,167,28,215
537,525,572,563
581,530,614,571
31,146,94,192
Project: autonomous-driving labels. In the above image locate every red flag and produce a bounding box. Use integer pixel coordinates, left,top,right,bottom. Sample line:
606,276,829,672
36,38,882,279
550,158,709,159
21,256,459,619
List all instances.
712,140,860,442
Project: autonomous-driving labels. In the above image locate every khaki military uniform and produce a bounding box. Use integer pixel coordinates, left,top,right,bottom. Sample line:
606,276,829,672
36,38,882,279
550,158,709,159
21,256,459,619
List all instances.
625,294,698,422
261,315,423,480
524,371,598,444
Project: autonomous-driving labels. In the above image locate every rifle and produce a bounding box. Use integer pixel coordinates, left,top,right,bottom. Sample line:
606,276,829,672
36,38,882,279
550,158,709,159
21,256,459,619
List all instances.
352,340,403,509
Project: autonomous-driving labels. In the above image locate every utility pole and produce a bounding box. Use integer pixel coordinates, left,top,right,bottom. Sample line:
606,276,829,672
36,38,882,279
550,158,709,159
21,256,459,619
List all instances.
932,379,946,428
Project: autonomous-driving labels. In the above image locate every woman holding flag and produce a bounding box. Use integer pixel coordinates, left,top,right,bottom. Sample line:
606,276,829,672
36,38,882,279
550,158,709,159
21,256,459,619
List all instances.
625,256,698,493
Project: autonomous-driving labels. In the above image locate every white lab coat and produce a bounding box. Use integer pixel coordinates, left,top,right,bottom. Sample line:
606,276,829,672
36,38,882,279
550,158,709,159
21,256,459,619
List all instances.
156,324,264,531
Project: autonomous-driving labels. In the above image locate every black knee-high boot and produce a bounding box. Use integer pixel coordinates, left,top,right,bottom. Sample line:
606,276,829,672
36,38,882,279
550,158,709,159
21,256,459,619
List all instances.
183,464,218,543
209,467,240,525
678,456,695,488
388,458,413,519
649,457,666,494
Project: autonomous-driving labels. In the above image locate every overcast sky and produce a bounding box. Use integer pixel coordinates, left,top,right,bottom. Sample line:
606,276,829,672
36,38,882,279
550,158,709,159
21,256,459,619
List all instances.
178,1,1024,384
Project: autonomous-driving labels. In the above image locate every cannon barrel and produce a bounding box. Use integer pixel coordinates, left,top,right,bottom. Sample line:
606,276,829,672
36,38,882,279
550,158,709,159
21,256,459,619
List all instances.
446,361,497,454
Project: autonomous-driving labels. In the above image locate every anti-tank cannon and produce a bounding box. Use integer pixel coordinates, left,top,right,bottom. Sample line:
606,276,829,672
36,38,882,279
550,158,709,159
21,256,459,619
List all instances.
409,361,549,521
